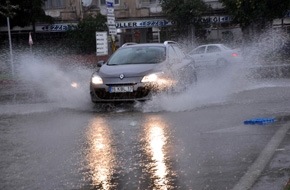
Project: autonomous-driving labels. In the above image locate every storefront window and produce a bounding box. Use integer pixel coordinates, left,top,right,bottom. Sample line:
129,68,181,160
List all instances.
140,0,160,6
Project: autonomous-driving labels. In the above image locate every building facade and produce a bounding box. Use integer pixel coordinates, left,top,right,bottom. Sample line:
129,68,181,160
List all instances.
1,0,289,48
40,0,246,47
82,0,172,47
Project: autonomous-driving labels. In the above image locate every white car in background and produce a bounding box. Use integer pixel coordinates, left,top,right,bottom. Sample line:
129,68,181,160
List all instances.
188,44,243,67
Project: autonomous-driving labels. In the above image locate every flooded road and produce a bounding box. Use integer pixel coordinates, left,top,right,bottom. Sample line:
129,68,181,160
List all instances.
1,83,290,189
1,55,290,189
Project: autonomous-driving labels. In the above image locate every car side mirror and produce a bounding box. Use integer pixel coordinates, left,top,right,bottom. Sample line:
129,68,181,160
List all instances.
97,60,105,67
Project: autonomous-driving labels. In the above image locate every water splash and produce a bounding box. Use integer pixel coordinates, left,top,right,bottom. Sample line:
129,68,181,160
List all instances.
17,54,93,109
140,64,250,112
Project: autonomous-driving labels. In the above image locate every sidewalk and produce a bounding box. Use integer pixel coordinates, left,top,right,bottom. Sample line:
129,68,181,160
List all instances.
251,115,290,190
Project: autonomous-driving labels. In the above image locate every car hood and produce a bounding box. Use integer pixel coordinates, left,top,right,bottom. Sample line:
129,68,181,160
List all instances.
97,63,161,77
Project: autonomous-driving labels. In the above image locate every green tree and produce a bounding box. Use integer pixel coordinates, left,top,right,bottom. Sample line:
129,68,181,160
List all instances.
0,0,54,29
161,0,210,32
0,0,19,18
66,14,108,54
218,0,290,31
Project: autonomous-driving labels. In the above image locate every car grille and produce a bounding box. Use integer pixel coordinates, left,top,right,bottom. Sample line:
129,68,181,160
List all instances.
94,87,151,100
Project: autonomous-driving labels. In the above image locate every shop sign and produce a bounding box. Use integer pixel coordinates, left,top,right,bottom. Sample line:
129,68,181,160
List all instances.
116,20,173,28
193,16,231,24
35,23,77,32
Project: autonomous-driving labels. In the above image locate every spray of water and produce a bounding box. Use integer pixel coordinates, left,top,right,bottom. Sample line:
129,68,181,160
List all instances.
16,52,248,113
140,63,249,112
140,28,290,112
17,54,93,109
8,27,288,113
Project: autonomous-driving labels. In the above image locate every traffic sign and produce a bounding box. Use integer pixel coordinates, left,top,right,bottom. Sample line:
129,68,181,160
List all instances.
107,16,116,25
106,0,116,35
107,8,114,15
108,26,117,35
96,32,108,56
106,1,114,7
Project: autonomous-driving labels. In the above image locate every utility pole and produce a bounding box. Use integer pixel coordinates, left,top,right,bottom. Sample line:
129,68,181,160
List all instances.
1,2,19,78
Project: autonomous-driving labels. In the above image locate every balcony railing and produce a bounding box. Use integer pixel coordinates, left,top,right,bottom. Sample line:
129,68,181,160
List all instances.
139,0,160,8
43,0,66,9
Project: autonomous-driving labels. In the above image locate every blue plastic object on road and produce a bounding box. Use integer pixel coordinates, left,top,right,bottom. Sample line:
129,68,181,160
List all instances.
244,118,276,125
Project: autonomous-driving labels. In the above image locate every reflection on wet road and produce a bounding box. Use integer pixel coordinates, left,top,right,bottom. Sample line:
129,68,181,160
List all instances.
85,114,176,189
86,117,117,189
143,116,175,189
2,83,290,190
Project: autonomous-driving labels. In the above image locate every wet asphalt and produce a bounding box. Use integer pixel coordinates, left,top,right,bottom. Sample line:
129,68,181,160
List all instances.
0,80,290,190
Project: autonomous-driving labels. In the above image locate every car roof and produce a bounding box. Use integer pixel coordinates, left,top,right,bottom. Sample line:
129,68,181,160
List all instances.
120,41,180,49
192,43,230,50
196,44,224,47
122,43,165,48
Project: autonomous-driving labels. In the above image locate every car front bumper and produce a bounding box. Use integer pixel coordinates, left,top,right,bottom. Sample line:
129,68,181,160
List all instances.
90,82,157,103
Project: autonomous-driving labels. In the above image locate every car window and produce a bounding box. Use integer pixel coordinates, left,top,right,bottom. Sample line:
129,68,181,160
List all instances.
206,45,221,53
190,46,206,55
108,46,166,65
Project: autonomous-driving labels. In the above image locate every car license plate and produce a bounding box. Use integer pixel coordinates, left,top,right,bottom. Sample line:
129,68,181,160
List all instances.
109,86,133,93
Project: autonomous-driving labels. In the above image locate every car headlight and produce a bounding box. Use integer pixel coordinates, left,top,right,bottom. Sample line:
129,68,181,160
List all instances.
141,72,164,83
142,72,177,90
91,75,103,84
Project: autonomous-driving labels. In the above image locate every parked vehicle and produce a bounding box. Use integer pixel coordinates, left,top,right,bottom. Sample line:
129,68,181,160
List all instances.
188,44,243,67
90,41,197,103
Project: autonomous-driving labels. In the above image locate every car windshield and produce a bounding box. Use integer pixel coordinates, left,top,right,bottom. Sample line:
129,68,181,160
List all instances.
108,46,166,65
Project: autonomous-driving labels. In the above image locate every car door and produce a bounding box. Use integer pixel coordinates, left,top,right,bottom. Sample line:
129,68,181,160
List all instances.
188,46,207,67
205,45,223,65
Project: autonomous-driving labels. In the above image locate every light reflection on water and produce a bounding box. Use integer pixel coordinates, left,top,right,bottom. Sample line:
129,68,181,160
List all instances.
143,116,173,189
86,117,116,189
85,114,175,189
